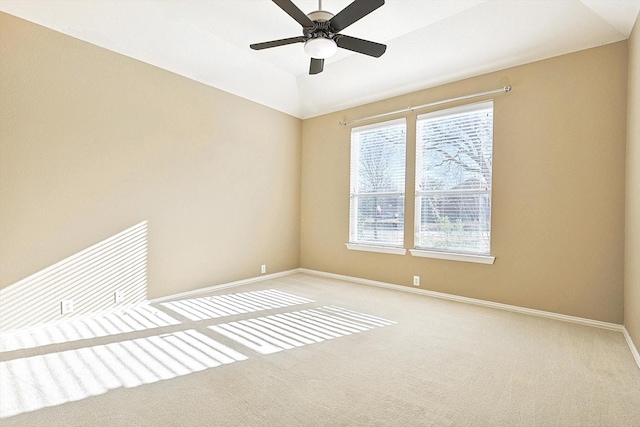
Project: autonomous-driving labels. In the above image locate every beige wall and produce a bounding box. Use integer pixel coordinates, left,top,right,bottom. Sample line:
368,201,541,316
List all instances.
0,13,301,328
626,13,640,352
1,11,634,331
301,41,628,324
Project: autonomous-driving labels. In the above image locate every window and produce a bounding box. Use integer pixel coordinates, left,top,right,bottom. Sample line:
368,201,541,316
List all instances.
414,101,493,256
348,118,406,251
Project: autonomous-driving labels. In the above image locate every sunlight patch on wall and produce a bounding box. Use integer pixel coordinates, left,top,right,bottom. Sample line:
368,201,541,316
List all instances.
160,289,313,321
0,304,180,352
209,305,396,355
0,330,247,419
0,221,148,332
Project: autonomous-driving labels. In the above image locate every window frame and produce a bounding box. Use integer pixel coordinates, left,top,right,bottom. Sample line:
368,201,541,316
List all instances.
413,101,495,263
347,118,407,254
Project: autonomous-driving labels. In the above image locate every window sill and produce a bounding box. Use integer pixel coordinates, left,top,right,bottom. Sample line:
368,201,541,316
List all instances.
409,249,495,264
345,243,407,255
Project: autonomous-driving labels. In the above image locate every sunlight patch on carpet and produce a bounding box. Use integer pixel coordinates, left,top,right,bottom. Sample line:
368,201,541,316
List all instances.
0,305,181,352
160,289,313,321
209,305,396,355
0,330,247,419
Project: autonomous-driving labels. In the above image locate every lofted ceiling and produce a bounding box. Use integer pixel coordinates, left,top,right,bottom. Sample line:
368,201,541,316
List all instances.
1,0,639,119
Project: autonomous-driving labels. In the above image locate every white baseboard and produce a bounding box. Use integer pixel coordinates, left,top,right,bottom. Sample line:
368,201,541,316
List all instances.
146,266,639,371
300,268,639,371
623,327,640,371
299,268,624,332
148,268,300,303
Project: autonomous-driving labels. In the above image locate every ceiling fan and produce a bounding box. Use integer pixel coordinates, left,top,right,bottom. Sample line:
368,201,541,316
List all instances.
250,0,386,75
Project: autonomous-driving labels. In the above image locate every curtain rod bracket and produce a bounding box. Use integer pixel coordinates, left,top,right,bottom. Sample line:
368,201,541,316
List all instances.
339,85,512,127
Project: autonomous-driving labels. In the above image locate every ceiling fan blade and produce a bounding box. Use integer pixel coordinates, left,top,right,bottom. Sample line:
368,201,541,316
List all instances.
250,36,306,50
336,35,386,57
273,0,315,29
329,0,384,33
309,58,324,75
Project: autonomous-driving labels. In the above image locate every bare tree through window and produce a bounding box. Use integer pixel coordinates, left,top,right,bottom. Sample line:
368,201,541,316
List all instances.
416,102,493,254
350,119,406,246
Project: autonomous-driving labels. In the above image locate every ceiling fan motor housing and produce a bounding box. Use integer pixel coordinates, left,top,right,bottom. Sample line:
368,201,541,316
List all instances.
307,10,334,23
304,10,335,40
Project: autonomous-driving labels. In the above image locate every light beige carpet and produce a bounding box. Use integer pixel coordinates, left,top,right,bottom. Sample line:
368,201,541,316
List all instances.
1,273,639,426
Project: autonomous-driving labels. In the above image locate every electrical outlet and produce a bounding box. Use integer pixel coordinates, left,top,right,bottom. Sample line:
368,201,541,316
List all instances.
114,290,124,303
261,264,266,274
413,276,420,286
61,299,74,315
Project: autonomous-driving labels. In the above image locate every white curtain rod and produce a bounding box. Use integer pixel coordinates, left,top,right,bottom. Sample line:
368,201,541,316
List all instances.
338,85,512,127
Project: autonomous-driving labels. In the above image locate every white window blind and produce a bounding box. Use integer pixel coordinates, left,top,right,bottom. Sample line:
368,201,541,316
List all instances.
349,118,406,247
415,101,493,255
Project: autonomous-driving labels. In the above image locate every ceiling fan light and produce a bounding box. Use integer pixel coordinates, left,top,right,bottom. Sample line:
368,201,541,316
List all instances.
304,37,338,59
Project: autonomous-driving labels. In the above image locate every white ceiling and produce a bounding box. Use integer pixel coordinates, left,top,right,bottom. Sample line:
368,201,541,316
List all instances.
1,0,639,119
